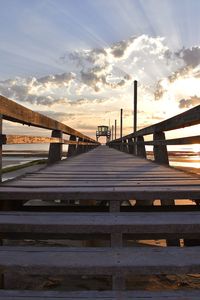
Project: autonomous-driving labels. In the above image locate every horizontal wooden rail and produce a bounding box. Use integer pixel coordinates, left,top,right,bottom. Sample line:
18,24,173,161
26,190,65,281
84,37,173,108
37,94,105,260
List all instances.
118,135,200,146
144,135,200,146
0,135,97,146
0,95,96,143
124,104,200,139
108,104,200,166
0,96,100,181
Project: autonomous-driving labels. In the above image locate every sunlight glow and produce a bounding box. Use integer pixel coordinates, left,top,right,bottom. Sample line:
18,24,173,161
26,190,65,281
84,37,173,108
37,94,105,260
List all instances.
192,144,200,153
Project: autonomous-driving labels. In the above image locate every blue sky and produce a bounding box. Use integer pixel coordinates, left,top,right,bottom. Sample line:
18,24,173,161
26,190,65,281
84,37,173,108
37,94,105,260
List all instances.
1,0,200,79
0,0,200,139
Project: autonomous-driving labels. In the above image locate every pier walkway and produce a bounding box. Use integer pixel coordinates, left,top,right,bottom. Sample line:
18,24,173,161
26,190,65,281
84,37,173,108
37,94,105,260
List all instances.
0,96,200,298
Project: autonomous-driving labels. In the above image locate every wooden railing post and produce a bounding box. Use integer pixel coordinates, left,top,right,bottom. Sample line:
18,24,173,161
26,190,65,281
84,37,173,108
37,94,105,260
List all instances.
0,115,2,183
123,139,128,153
153,131,169,165
82,139,86,153
128,138,134,154
48,130,62,164
67,135,77,157
137,136,146,158
76,137,83,154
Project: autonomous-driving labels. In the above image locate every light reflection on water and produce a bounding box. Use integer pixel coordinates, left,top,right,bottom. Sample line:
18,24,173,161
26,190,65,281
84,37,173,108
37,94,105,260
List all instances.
171,161,200,169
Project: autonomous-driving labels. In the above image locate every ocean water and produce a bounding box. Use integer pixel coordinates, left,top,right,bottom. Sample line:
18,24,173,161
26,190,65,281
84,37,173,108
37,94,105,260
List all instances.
2,153,200,170
2,156,44,168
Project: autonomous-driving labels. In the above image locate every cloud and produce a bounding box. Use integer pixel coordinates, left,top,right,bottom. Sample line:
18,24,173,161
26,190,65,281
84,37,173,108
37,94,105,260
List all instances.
179,96,200,108
1,34,200,137
176,47,200,68
154,46,200,103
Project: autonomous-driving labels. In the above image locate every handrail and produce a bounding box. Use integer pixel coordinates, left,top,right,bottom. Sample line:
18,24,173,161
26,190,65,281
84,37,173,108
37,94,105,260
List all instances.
114,105,200,141
0,96,100,181
108,104,200,165
0,95,96,143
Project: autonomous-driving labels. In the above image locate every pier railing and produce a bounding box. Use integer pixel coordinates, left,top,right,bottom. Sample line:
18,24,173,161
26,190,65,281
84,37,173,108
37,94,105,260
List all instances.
108,105,200,165
0,95,99,179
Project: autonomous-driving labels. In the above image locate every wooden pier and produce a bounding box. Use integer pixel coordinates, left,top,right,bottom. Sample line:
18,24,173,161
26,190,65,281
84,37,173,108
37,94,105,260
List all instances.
0,96,200,298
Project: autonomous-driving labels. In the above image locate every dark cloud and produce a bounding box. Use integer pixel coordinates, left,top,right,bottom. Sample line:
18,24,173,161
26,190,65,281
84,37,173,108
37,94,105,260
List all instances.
176,47,200,68
154,46,200,100
179,96,200,108
111,40,129,58
68,98,105,106
111,37,135,58
154,80,166,100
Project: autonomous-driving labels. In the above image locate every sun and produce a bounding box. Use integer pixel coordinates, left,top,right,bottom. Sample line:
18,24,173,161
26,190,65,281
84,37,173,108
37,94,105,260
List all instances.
192,144,200,153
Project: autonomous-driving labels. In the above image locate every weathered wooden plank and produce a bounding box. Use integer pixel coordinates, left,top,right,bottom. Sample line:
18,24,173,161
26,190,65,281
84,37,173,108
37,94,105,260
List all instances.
8,179,200,187
0,212,200,238
22,176,193,181
0,289,200,299
0,246,200,275
0,95,97,142
0,186,199,201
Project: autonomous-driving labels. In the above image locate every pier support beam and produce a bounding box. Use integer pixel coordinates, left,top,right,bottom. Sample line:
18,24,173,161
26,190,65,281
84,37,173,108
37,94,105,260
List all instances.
153,131,169,165
137,136,146,158
48,130,62,164
67,135,77,157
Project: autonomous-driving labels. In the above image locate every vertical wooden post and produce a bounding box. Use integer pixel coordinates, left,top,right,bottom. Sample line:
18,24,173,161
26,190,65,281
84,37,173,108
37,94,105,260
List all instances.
76,137,83,154
137,136,146,158
111,125,114,141
48,130,62,164
122,139,128,153
0,115,2,183
120,109,123,151
84,140,89,152
128,138,134,154
133,80,138,155
114,119,117,140
67,135,77,157
133,81,137,134
153,131,169,165
120,109,123,140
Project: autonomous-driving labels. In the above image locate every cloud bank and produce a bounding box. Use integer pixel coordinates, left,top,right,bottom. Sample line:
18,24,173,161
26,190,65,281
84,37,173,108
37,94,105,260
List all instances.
1,34,200,137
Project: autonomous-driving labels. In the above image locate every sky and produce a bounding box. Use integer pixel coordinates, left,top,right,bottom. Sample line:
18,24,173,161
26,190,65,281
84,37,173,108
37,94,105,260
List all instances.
0,0,200,142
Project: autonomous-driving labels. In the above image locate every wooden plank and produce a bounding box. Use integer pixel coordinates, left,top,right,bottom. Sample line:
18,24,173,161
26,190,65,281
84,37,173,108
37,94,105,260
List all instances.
0,95,97,142
0,211,199,238
8,179,200,187
0,290,200,299
0,186,199,201
0,246,200,275
22,176,193,181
